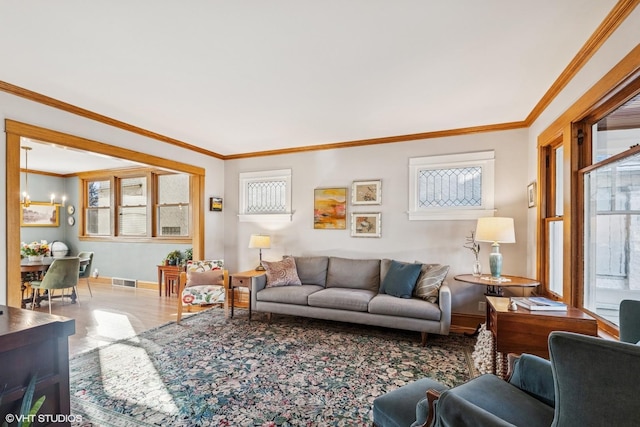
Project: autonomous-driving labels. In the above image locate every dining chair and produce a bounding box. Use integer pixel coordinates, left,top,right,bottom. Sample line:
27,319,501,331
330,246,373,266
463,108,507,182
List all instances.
31,257,81,314
77,251,94,297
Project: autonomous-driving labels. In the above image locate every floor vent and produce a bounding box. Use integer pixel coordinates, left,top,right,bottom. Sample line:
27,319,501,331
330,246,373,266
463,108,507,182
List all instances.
112,277,137,288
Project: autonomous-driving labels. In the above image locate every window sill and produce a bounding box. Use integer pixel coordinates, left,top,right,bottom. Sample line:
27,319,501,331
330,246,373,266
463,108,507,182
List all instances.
238,213,293,223
408,209,495,221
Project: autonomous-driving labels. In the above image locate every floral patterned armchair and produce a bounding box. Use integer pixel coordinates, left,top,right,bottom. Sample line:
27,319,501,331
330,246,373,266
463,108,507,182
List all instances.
176,259,228,323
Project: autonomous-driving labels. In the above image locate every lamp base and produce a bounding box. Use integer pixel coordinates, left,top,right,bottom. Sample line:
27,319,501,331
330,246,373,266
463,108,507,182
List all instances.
489,242,503,278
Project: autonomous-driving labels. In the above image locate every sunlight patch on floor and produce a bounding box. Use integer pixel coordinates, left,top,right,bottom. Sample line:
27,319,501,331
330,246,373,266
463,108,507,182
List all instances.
92,309,138,341
98,342,179,415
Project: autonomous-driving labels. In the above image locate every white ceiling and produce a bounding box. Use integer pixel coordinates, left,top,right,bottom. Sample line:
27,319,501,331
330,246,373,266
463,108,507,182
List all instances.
2,1,619,172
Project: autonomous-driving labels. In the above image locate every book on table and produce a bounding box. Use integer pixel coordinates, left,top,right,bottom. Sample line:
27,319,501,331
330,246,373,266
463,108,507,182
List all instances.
512,296,567,311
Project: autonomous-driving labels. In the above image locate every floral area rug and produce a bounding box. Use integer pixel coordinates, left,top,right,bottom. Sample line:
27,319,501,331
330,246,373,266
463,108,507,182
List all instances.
70,309,477,426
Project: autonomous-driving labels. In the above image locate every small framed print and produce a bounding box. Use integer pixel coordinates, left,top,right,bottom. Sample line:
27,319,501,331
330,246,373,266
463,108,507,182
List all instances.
352,180,381,205
210,197,223,212
351,213,381,238
527,182,536,208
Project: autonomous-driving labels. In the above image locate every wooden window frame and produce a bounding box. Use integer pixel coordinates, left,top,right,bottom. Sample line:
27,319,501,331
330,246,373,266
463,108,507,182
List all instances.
536,45,640,338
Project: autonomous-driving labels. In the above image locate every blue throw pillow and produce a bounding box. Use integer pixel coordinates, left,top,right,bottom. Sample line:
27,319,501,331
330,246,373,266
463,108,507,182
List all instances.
380,260,422,298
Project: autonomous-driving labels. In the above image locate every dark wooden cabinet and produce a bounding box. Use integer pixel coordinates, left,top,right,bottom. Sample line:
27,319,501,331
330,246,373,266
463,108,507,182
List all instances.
0,305,75,426
486,296,597,377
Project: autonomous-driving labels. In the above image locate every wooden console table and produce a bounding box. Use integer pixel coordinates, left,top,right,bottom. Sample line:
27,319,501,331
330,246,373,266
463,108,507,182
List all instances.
0,305,75,423
486,296,597,377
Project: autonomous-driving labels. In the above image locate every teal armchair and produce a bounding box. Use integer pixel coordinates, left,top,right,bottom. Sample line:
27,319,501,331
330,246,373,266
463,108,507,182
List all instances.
619,299,640,344
374,331,640,427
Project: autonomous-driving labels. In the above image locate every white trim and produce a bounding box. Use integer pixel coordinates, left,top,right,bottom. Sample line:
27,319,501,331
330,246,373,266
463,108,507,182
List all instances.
408,151,495,221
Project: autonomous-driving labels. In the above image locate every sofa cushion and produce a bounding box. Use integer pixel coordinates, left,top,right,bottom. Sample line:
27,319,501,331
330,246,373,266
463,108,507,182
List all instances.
263,257,302,288
293,256,329,286
413,264,449,303
326,257,380,291
368,294,442,321
380,260,422,298
256,284,324,305
307,288,376,312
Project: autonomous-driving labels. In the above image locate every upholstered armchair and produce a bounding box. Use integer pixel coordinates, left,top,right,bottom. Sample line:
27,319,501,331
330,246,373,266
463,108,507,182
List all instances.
176,260,228,323
374,331,640,427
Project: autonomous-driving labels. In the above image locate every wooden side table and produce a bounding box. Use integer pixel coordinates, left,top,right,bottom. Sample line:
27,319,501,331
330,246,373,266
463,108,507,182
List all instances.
455,274,540,296
486,296,598,377
229,270,265,320
157,264,183,297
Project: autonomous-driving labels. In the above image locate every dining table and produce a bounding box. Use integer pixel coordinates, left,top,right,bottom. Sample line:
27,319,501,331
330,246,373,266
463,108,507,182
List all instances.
20,256,91,308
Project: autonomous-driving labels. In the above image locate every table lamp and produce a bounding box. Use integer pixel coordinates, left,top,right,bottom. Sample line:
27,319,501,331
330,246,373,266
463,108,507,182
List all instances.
475,217,515,280
248,234,271,271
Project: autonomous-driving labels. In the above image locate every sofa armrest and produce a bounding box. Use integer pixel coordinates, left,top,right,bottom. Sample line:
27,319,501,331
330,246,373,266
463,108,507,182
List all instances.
507,353,554,407
438,283,452,335
250,273,267,310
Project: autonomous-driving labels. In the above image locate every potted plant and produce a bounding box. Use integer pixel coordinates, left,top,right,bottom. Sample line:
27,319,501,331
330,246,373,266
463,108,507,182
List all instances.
165,250,182,266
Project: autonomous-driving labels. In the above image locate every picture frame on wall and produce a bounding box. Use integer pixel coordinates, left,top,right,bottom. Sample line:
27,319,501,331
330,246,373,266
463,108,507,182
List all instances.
351,212,381,238
314,187,347,229
209,197,223,211
20,202,60,227
527,182,536,208
351,180,381,205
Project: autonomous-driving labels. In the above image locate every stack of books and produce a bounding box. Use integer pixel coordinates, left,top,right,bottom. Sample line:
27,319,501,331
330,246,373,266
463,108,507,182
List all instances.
512,296,567,311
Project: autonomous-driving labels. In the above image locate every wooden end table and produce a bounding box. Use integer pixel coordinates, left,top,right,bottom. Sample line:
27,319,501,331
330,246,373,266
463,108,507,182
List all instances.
229,269,265,320
486,296,598,377
454,274,540,296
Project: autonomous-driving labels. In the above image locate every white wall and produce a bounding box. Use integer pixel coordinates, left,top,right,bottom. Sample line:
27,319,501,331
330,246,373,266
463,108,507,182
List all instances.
225,128,529,314
0,91,226,304
526,7,640,277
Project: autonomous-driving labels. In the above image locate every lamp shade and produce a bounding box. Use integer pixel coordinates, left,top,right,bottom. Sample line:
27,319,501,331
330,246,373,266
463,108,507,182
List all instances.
475,217,515,244
248,234,271,249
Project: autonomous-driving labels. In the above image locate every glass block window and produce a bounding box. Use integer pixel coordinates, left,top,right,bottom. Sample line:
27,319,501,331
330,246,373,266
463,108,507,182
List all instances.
409,151,495,220
418,167,482,208
239,169,292,222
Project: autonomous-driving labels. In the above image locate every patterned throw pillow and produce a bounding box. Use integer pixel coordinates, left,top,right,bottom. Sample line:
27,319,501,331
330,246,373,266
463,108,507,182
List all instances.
186,269,224,287
263,257,302,288
413,264,449,303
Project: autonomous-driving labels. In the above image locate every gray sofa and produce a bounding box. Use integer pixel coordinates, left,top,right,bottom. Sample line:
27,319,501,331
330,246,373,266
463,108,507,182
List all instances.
250,256,451,343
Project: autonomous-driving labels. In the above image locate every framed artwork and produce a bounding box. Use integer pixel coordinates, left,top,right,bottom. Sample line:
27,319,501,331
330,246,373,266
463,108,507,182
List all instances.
20,202,60,227
209,197,223,211
314,188,347,229
351,212,381,238
527,182,536,208
352,180,381,205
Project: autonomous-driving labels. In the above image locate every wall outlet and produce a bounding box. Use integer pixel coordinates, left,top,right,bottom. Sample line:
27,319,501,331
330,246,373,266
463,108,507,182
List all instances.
478,301,486,312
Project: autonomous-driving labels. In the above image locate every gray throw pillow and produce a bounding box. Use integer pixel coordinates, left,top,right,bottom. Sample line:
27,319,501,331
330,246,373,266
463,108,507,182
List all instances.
414,264,449,303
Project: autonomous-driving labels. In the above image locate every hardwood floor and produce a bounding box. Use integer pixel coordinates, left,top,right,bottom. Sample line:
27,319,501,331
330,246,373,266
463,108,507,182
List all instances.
29,281,181,357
